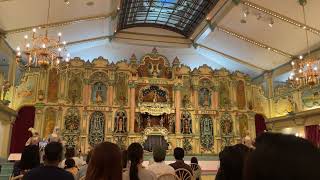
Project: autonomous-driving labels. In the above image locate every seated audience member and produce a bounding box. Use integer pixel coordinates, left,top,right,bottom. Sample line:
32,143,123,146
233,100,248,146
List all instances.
215,144,250,180
60,147,84,168
169,147,193,175
148,146,175,178
243,133,320,180
190,157,201,180
23,142,74,180
85,142,122,180
123,143,157,180
13,145,40,177
64,158,78,178
122,150,128,172
75,150,92,180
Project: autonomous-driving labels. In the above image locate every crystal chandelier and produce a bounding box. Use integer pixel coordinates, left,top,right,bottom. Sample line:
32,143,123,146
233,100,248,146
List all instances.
288,1,320,87
15,0,70,70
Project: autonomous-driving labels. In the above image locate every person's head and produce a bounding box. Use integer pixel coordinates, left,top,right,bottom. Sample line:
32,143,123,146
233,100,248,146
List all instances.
127,143,143,180
153,146,166,162
64,158,76,169
65,147,75,159
43,142,63,166
85,142,122,180
19,145,40,170
86,150,92,164
190,157,199,170
244,133,320,180
173,147,184,161
122,150,128,169
216,144,250,180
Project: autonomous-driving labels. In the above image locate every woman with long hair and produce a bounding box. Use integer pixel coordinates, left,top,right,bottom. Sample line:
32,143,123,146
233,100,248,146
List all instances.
12,145,40,177
85,142,122,180
123,143,156,180
191,157,201,180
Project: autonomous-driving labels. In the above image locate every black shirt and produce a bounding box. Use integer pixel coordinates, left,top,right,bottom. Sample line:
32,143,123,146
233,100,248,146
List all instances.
23,165,74,180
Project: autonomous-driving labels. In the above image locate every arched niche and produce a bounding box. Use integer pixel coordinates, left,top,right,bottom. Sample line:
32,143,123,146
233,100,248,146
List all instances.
88,111,105,147
236,80,246,110
43,108,57,139
200,115,214,151
238,114,248,138
220,112,233,136
114,110,127,133
47,68,59,103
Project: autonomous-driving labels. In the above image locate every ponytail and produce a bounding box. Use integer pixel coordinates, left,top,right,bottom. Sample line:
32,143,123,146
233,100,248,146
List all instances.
127,143,143,180
129,159,139,180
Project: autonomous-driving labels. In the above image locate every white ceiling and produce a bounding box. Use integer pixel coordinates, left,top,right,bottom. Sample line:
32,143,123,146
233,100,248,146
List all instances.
1,0,320,81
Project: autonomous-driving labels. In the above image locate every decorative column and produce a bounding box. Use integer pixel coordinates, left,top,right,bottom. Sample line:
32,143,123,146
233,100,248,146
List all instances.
264,71,273,117
108,81,114,107
174,82,182,134
128,81,136,133
191,70,199,110
83,79,90,105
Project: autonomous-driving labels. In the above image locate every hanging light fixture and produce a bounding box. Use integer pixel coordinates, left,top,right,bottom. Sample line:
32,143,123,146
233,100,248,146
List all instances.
288,0,320,87
15,0,69,70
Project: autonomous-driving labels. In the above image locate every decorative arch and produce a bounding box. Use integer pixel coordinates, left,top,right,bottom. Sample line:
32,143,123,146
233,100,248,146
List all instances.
139,85,170,103
47,68,59,102
220,112,233,136
181,111,192,134
200,115,214,150
88,111,105,147
68,73,83,103
236,80,246,110
10,106,35,153
114,110,127,133
43,108,57,139
198,78,212,108
219,81,230,108
115,72,128,106
63,107,80,148
238,114,248,138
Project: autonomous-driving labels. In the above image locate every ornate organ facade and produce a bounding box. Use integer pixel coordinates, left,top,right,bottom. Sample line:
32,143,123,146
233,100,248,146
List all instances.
9,48,267,154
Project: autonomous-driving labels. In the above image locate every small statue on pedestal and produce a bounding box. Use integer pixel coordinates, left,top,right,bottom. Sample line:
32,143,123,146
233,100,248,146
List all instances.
159,116,164,127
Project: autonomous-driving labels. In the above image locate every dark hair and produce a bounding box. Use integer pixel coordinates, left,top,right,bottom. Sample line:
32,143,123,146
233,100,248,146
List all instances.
122,150,128,169
19,145,40,170
86,150,92,164
128,143,143,180
216,144,250,180
64,158,75,169
173,147,184,160
153,146,166,162
43,142,63,163
65,147,75,159
244,133,320,180
190,157,199,170
85,142,122,180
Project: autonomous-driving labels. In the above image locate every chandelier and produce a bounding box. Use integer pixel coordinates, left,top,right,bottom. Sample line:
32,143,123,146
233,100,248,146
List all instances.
288,1,320,87
15,0,69,70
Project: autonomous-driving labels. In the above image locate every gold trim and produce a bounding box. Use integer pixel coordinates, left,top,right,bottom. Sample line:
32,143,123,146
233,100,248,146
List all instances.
197,44,267,71
217,26,293,58
242,0,320,36
5,13,115,34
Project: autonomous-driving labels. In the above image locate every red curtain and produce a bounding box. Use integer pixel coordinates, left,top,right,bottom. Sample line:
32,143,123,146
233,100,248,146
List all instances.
305,125,320,147
255,114,267,136
10,106,35,153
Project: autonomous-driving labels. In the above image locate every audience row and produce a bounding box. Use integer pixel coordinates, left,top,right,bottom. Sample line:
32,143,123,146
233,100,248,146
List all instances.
11,132,320,180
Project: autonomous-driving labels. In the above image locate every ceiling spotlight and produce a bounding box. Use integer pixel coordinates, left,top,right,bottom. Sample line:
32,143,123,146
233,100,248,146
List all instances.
64,0,70,5
268,18,274,27
299,55,303,59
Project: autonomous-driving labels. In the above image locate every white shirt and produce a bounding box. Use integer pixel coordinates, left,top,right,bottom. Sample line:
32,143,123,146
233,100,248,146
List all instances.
148,161,175,179
123,165,157,180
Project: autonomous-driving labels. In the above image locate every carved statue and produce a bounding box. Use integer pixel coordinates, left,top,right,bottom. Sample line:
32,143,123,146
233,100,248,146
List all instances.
160,116,164,127
114,111,127,133
147,116,151,127
199,88,211,107
92,82,106,104
181,112,192,134
25,127,40,146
